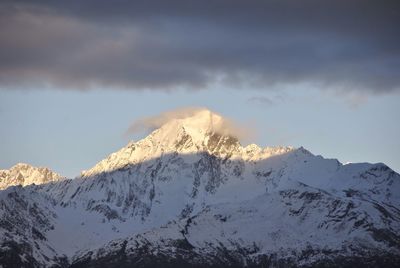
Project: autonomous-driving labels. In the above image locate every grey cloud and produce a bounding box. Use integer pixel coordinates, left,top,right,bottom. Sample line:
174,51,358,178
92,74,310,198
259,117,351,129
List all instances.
0,0,399,92
248,96,275,107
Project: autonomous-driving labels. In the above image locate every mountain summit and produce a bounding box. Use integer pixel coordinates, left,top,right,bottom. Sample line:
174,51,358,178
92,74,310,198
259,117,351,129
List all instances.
0,163,63,190
82,109,290,178
146,109,242,153
0,112,399,267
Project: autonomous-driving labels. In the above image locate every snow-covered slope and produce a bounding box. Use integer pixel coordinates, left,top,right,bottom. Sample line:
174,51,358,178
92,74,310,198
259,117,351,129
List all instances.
71,182,400,267
0,163,64,190
1,109,399,267
80,109,293,178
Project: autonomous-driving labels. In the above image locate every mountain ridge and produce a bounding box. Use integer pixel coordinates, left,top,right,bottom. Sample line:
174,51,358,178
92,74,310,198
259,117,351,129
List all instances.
80,109,294,178
0,163,64,190
0,109,399,267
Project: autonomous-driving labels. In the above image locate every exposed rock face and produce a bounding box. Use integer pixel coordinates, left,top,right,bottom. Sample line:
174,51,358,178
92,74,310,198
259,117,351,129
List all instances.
0,163,64,190
0,110,399,267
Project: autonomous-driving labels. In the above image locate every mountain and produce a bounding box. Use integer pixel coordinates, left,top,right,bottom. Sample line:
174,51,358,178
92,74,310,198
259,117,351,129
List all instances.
0,109,399,268
0,163,64,190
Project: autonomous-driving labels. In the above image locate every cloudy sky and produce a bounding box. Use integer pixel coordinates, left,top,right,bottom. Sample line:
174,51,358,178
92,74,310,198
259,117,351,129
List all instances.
0,0,399,177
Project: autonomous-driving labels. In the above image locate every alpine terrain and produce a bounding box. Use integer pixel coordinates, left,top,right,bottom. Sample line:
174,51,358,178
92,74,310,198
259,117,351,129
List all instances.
1,109,399,268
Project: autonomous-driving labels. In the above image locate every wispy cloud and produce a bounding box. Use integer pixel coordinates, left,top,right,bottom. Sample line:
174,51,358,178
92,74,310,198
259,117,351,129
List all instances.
333,91,369,109
126,107,256,142
127,107,205,135
248,96,275,106
247,93,288,107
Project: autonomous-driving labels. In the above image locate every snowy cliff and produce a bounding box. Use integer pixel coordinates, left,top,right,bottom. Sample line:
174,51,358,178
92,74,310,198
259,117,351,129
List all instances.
0,109,399,267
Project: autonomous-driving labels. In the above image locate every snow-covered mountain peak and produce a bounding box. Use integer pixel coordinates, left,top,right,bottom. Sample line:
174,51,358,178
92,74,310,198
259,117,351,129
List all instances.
0,163,64,190
159,109,221,136
146,109,242,150
2,113,400,267
81,110,295,177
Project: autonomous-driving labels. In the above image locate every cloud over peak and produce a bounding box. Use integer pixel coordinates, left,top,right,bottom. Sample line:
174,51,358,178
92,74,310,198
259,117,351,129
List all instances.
127,107,255,142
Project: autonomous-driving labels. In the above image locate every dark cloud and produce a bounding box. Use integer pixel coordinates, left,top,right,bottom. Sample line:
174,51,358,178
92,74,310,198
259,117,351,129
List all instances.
0,0,399,92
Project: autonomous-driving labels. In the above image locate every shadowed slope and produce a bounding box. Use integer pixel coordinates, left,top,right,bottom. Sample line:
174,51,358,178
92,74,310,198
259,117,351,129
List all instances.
0,149,399,267
1,110,399,267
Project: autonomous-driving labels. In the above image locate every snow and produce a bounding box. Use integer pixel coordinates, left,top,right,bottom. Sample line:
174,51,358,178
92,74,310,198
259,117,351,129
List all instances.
0,163,64,190
1,109,399,266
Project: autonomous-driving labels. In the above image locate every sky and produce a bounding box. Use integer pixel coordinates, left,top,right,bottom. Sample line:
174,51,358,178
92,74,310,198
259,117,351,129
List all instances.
0,0,399,177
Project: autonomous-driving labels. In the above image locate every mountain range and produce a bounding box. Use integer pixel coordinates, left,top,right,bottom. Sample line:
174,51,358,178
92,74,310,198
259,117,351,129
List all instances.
1,110,399,267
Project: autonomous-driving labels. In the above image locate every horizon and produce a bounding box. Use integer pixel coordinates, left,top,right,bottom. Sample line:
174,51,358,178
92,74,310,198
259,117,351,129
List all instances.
1,88,399,177
0,0,399,177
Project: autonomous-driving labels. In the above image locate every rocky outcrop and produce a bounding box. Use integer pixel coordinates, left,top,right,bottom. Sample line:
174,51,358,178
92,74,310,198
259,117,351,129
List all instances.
0,163,64,190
